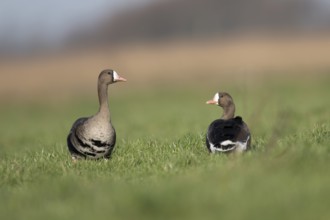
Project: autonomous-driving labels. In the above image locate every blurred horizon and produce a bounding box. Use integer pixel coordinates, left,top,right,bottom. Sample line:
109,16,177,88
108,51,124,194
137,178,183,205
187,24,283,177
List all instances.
1,0,330,101
1,0,330,56
0,0,152,56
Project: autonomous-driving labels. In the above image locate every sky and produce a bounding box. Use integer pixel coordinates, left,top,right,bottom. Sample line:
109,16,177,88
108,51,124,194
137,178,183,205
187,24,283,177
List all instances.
0,0,151,50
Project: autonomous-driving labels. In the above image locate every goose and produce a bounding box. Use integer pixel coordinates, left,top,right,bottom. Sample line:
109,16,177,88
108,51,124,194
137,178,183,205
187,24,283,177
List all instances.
67,69,127,160
206,92,251,153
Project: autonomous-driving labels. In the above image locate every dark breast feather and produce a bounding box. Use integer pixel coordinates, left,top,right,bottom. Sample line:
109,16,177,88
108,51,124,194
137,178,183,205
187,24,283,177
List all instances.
91,139,108,147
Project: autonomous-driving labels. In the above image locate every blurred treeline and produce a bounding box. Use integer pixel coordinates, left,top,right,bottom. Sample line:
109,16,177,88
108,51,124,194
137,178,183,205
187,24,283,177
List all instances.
1,0,329,55
68,0,330,47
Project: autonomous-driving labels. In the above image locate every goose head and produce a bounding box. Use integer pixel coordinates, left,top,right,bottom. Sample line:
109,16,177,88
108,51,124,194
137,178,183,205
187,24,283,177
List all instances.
206,92,233,107
99,69,127,85
206,92,235,119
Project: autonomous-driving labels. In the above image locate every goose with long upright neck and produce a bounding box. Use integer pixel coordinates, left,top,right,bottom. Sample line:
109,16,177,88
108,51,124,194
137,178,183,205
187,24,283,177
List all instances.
67,69,127,160
206,92,251,153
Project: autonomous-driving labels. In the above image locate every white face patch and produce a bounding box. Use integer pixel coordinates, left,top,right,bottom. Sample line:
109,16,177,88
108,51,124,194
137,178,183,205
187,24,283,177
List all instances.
213,93,219,104
113,71,119,81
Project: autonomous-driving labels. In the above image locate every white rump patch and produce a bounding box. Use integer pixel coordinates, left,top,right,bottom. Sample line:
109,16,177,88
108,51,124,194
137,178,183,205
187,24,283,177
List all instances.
113,71,120,81
209,141,236,153
209,135,250,153
221,140,235,146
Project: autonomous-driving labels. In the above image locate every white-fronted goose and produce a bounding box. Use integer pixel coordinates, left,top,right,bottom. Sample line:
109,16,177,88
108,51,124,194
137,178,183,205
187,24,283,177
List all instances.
67,69,127,160
206,92,251,153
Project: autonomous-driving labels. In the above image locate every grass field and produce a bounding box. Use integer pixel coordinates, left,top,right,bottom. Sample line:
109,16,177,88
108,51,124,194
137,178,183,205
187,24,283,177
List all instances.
0,67,329,220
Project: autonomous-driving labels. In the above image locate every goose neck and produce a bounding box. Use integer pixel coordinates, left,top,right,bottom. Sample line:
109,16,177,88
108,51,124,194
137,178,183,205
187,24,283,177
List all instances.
97,82,110,119
221,104,235,120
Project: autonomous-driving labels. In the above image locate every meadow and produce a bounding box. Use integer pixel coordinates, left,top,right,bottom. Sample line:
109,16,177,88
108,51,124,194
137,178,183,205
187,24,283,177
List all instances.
0,37,330,220
0,75,329,220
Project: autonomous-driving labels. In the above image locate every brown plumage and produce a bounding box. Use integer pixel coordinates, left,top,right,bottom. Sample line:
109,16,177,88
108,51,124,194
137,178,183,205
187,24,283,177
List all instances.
206,92,251,153
67,69,127,160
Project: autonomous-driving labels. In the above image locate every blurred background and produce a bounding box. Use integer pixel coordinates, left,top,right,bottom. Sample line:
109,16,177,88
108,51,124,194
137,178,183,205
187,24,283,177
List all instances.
0,0,330,100
1,2,330,219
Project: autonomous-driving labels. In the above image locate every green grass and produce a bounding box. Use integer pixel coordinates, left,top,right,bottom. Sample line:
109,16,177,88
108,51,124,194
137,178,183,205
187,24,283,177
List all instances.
0,74,329,220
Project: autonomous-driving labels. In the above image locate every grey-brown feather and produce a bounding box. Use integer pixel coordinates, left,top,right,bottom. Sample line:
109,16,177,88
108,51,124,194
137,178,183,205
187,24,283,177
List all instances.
67,117,116,159
67,69,121,160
